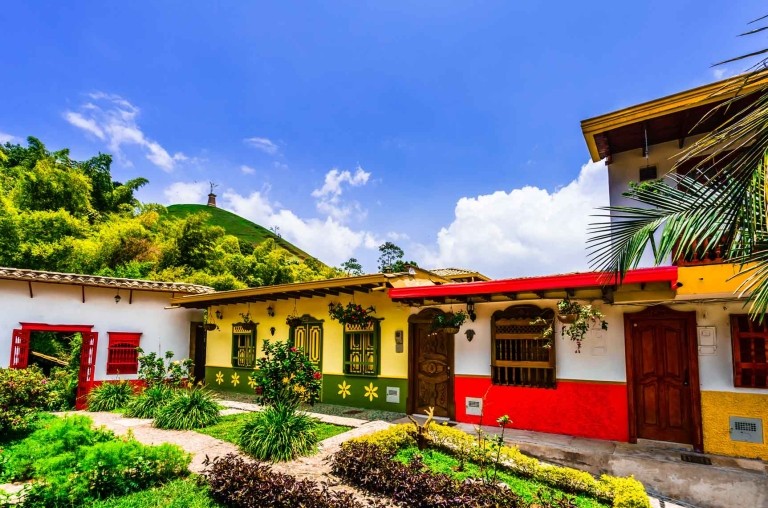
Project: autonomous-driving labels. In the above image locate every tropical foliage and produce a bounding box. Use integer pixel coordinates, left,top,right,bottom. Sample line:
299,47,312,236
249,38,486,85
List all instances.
87,381,135,412
0,137,341,290
328,302,377,327
153,388,221,430
587,16,768,319
250,339,322,408
238,404,320,461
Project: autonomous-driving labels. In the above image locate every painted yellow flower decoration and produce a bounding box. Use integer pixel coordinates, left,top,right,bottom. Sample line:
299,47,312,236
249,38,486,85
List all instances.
363,382,378,402
231,372,240,387
248,376,257,389
215,371,224,385
338,381,351,399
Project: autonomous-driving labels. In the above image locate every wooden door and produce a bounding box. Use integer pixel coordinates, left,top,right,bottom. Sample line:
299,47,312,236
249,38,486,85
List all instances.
291,320,323,370
192,323,207,383
76,332,99,410
625,308,701,448
412,323,453,418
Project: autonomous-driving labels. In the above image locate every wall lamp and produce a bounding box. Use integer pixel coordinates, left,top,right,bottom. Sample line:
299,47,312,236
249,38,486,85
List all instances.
215,309,223,320
114,289,121,304
466,300,476,322
267,305,275,317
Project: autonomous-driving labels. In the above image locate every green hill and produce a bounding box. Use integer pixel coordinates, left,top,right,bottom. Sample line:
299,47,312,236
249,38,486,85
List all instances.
166,204,318,262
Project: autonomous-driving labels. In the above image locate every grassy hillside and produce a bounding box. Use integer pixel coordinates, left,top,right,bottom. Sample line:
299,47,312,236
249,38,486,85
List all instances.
166,204,317,261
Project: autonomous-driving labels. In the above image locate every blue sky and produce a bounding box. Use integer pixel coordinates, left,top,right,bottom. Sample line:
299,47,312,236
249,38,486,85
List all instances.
1,1,763,276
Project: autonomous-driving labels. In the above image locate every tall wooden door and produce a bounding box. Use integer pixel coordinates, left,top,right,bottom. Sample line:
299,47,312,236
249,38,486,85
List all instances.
411,322,453,418
191,322,207,384
625,307,701,449
76,332,99,410
291,319,323,370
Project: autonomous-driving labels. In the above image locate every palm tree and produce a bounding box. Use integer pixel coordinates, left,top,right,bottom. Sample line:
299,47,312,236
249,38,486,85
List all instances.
587,15,768,317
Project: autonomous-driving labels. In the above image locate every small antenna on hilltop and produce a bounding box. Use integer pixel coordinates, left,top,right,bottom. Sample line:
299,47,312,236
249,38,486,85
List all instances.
207,181,218,207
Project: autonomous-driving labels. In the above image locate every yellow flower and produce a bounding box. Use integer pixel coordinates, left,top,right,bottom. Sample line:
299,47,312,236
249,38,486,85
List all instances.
248,376,257,389
364,382,378,402
215,371,224,385
231,373,240,387
337,381,351,399
282,376,290,384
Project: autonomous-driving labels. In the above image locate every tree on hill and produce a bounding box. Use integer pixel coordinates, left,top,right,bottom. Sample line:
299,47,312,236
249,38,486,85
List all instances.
377,242,418,273
341,257,364,276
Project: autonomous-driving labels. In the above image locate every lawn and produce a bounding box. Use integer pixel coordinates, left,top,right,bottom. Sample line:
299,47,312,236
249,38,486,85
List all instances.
90,478,222,508
394,446,610,508
196,412,352,445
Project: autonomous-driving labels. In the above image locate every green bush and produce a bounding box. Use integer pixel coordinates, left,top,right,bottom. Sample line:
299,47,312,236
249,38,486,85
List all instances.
250,339,322,408
0,414,190,507
136,349,195,388
154,388,220,430
45,366,79,411
124,385,174,419
0,367,50,434
87,381,135,411
238,404,319,461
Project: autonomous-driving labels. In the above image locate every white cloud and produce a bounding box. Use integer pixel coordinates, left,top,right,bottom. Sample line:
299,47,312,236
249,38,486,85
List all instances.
240,165,256,175
222,188,380,266
0,131,19,144
64,93,186,172
244,137,279,155
414,160,609,278
163,181,209,204
311,166,371,222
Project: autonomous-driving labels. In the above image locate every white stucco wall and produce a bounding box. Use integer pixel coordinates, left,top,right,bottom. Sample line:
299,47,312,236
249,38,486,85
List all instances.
0,279,202,380
412,299,760,392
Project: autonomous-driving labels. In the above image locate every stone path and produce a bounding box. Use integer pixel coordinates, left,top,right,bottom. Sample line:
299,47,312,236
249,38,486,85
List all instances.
219,399,370,428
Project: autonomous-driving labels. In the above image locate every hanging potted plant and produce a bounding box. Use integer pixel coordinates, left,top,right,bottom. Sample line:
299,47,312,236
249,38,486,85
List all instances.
542,298,608,353
237,312,257,331
203,310,218,331
286,314,304,327
431,311,468,335
328,302,376,328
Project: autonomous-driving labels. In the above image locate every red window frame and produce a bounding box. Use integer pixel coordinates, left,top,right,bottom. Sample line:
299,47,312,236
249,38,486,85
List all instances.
730,316,768,388
106,332,142,375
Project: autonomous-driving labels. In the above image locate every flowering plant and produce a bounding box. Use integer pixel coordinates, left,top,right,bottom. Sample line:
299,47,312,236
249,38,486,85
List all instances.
285,314,304,327
431,311,468,330
249,339,322,408
533,298,608,352
328,302,376,327
137,348,194,388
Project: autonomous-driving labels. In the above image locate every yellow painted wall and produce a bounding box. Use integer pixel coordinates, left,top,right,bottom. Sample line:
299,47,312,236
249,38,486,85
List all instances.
677,264,752,296
701,391,768,460
205,291,411,379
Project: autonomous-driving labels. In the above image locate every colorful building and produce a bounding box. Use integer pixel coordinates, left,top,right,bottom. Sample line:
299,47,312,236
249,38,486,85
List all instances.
0,267,211,407
170,268,485,413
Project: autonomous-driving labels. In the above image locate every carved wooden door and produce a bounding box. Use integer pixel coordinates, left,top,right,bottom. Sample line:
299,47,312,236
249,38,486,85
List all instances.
630,318,693,444
413,323,453,418
292,320,323,370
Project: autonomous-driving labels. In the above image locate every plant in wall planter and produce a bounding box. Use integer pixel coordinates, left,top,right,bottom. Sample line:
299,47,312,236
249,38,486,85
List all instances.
237,312,257,331
431,310,468,335
328,302,376,327
285,314,304,327
537,298,607,353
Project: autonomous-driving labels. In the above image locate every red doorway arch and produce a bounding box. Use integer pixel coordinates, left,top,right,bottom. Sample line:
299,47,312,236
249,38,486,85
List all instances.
10,323,98,409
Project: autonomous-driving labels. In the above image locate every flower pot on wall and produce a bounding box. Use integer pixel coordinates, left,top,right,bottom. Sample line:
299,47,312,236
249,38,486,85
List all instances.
557,314,578,324
204,323,218,331
440,326,460,335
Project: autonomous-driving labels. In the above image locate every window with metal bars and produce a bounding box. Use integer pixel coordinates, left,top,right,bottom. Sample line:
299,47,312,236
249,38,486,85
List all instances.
491,305,555,388
231,324,257,368
343,321,380,376
106,332,142,375
730,315,768,388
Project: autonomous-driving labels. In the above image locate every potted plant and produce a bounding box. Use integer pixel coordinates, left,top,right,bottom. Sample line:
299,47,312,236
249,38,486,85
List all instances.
328,302,376,328
238,312,257,331
537,298,608,353
431,311,467,335
203,310,218,331
286,314,304,327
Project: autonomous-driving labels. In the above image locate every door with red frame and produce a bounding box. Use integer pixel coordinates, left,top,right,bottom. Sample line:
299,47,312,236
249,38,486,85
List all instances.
625,307,702,449
75,332,98,409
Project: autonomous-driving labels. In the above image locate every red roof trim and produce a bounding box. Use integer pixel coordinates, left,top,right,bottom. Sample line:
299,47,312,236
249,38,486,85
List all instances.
388,266,678,300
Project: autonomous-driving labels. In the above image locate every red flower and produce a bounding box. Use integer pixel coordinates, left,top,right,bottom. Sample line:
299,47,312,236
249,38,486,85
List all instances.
290,347,297,352
313,372,322,380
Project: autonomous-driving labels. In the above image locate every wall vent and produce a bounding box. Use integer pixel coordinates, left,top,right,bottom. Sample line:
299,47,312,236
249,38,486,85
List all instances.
729,416,763,444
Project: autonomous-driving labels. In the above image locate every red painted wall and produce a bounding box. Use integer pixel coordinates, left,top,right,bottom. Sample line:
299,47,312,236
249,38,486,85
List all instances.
454,376,629,441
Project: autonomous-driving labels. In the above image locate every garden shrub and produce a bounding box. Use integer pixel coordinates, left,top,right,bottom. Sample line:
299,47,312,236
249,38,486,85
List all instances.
203,453,370,508
87,380,135,411
124,384,173,419
45,366,79,411
331,441,525,508
238,404,319,461
154,388,220,430
0,367,51,434
352,424,650,508
137,348,195,388
250,339,322,408
0,414,190,507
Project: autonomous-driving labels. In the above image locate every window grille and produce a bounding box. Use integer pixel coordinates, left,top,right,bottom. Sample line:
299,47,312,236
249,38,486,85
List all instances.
106,332,141,375
491,305,555,388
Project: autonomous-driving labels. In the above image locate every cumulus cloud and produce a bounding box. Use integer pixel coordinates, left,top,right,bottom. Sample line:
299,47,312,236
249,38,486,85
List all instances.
311,166,371,221
240,165,256,175
244,137,279,155
163,181,209,204
0,131,19,144
222,188,380,266
414,160,609,279
64,92,187,172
